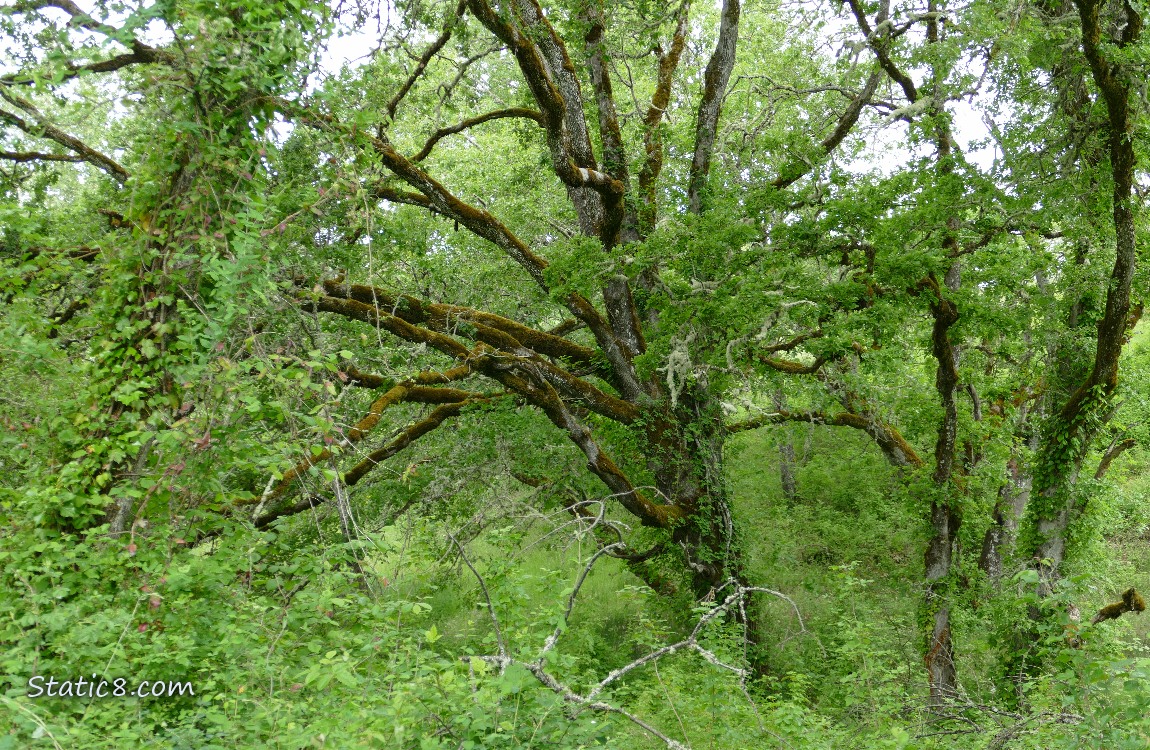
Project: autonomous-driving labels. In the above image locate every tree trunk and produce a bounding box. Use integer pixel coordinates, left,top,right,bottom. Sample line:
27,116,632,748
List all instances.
924,499,960,703
921,241,962,707
1021,0,1140,593
774,391,798,503
978,455,1032,581
778,439,798,505
656,390,737,597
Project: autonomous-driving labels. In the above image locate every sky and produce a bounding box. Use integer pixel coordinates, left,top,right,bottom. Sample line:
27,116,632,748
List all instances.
0,0,998,180
311,3,999,174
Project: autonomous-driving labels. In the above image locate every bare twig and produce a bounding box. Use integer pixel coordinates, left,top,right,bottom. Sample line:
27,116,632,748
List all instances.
537,541,624,658
467,569,812,750
449,532,507,662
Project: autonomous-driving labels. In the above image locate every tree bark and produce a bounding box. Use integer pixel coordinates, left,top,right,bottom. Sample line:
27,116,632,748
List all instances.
688,0,740,213
919,2,965,704
978,454,1033,581
924,276,962,705
1024,0,1140,593
774,391,798,503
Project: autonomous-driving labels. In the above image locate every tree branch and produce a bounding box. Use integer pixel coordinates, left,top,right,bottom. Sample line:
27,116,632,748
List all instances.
342,398,491,485
0,90,129,181
252,361,480,503
0,149,83,163
310,286,639,423
281,16,646,400
759,354,828,375
466,0,625,202
1094,437,1135,480
411,107,544,162
638,0,690,233
2,2,173,85
688,0,740,213
318,279,602,371
384,0,467,123
581,2,648,360
845,0,919,104
303,286,679,527
729,408,923,468
254,397,490,528
770,68,882,190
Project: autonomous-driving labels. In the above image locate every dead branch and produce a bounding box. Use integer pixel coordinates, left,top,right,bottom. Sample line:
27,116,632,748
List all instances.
465,572,810,750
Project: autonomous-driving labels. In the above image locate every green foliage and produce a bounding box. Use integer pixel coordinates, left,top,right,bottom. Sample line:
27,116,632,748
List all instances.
3,0,1150,746
0,520,613,748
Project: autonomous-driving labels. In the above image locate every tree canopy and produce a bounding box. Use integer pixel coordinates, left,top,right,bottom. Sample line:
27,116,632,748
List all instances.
2,0,1150,747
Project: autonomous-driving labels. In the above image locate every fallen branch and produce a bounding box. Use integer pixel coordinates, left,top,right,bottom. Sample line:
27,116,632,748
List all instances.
458,536,809,750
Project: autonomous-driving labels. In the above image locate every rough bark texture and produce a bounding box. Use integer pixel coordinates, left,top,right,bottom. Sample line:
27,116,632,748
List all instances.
843,0,968,701
264,0,879,610
688,0,740,213
979,454,1033,580
924,276,961,705
1026,0,1140,592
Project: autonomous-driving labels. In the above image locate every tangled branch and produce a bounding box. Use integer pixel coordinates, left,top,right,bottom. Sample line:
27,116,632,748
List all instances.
457,535,808,750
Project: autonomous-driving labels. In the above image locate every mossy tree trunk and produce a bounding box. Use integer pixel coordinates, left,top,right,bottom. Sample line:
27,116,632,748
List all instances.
1021,0,1141,596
